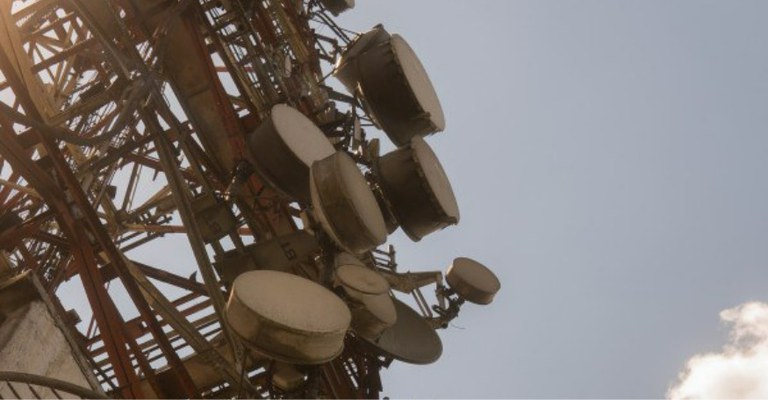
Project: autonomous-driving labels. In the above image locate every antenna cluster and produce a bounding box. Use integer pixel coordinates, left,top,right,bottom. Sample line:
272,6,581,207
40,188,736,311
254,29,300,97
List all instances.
0,0,499,398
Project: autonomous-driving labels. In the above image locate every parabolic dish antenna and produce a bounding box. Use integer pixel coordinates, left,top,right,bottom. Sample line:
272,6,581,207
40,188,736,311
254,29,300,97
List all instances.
376,135,459,241
335,256,390,299
310,151,387,254
226,270,351,364
362,297,443,365
446,257,501,305
335,28,445,146
334,25,391,92
248,104,335,201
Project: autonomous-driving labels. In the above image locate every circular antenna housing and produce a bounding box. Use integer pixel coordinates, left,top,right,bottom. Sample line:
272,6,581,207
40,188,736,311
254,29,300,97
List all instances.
226,270,351,364
247,104,335,201
310,151,387,254
445,257,500,305
335,257,390,300
376,136,459,241
335,29,444,146
334,25,391,93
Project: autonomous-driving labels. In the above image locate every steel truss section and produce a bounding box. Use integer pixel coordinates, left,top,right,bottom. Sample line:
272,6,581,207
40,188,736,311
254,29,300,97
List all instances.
0,0,465,398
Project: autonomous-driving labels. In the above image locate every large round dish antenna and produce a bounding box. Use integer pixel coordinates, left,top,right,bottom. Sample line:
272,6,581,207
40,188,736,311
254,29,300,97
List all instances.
335,29,445,146
376,136,460,241
248,104,336,201
310,151,387,254
226,270,351,364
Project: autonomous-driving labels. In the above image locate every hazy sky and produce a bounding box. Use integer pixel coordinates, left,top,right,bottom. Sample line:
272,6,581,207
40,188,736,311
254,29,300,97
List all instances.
332,1,768,398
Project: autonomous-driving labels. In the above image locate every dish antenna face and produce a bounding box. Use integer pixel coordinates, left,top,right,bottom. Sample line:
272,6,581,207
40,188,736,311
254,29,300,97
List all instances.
335,256,390,298
226,270,351,364
310,151,388,254
362,298,443,365
446,257,501,305
335,27,445,146
248,104,336,201
376,135,460,241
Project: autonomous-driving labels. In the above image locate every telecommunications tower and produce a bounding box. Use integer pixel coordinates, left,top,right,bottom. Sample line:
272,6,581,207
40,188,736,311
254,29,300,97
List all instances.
0,0,500,397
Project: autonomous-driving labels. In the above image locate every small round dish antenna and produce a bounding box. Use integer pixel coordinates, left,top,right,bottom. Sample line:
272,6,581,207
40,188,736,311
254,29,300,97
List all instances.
335,257,390,299
445,257,500,305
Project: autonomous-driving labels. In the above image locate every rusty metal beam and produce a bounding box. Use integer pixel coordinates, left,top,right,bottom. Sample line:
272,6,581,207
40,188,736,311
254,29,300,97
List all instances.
99,259,209,296
0,121,143,397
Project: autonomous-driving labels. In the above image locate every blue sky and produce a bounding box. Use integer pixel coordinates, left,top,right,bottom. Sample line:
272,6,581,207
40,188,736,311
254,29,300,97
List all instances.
333,1,768,397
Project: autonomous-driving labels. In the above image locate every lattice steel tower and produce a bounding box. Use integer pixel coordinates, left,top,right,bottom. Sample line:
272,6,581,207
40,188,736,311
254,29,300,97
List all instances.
0,0,500,398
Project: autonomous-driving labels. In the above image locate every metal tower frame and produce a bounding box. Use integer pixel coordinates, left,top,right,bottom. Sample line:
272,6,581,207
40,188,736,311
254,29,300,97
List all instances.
0,0,481,398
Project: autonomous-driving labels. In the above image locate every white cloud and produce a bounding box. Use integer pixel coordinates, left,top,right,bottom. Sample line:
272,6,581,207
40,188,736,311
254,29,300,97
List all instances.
668,302,768,399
